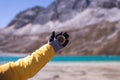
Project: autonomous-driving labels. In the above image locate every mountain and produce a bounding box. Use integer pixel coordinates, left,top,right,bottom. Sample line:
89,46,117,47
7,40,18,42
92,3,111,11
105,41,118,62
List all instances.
0,0,120,55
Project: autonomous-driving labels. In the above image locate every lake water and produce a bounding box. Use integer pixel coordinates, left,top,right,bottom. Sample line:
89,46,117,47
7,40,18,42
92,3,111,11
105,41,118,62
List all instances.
0,56,120,64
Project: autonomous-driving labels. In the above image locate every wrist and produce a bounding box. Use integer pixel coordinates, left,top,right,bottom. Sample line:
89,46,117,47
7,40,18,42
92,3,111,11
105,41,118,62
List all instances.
49,39,63,52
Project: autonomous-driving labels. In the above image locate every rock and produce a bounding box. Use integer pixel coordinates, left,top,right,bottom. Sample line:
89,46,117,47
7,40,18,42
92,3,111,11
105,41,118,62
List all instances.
7,6,44,29
99,0,116,8
116,0,120,8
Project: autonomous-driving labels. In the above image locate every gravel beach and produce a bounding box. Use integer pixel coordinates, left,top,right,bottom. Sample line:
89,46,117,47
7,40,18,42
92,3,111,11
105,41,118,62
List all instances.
29,62,120,80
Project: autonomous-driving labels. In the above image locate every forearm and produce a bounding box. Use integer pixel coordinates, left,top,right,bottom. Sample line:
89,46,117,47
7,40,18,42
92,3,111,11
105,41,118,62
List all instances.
0,44,55,80
16,44,55,78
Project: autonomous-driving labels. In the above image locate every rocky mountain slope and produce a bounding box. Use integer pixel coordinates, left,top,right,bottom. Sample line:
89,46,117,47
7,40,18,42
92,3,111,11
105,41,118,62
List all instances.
1,0,120,55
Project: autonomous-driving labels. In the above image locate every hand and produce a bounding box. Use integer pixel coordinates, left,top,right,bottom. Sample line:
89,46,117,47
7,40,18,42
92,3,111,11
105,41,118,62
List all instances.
48,31,69,52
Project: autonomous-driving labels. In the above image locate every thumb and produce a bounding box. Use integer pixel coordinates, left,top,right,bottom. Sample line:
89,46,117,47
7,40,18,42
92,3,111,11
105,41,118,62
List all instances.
49,31,55,42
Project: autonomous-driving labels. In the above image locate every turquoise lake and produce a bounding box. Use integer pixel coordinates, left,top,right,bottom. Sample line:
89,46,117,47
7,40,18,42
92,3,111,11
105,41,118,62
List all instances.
0,56,120,64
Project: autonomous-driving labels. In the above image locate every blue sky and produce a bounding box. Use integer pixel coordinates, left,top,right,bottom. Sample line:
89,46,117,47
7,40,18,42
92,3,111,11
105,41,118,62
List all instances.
0,0,54,29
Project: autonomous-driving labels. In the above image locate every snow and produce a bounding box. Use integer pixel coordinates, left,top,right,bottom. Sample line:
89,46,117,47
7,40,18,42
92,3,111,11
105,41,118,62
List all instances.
25,11,36,16
3,8,120,35
107,31,118,39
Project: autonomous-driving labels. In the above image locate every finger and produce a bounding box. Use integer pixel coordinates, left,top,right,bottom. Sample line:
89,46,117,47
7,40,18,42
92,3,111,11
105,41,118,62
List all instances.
62,40,69,47
49,31,55,42
63,32,69,39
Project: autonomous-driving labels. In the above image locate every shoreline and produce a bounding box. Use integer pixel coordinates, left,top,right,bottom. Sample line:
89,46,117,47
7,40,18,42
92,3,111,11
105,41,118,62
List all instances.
0,51,29,57
48,61,120,65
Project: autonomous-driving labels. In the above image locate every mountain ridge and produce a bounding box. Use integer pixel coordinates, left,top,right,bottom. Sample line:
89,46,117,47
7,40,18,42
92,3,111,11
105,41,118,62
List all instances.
0,0,120,55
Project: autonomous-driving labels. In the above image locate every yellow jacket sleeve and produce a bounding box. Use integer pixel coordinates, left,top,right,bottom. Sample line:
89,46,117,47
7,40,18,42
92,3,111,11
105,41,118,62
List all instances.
0,44,55,80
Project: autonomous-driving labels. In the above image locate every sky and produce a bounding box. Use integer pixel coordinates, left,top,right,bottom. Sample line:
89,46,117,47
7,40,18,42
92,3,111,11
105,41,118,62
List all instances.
0,0,54,29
